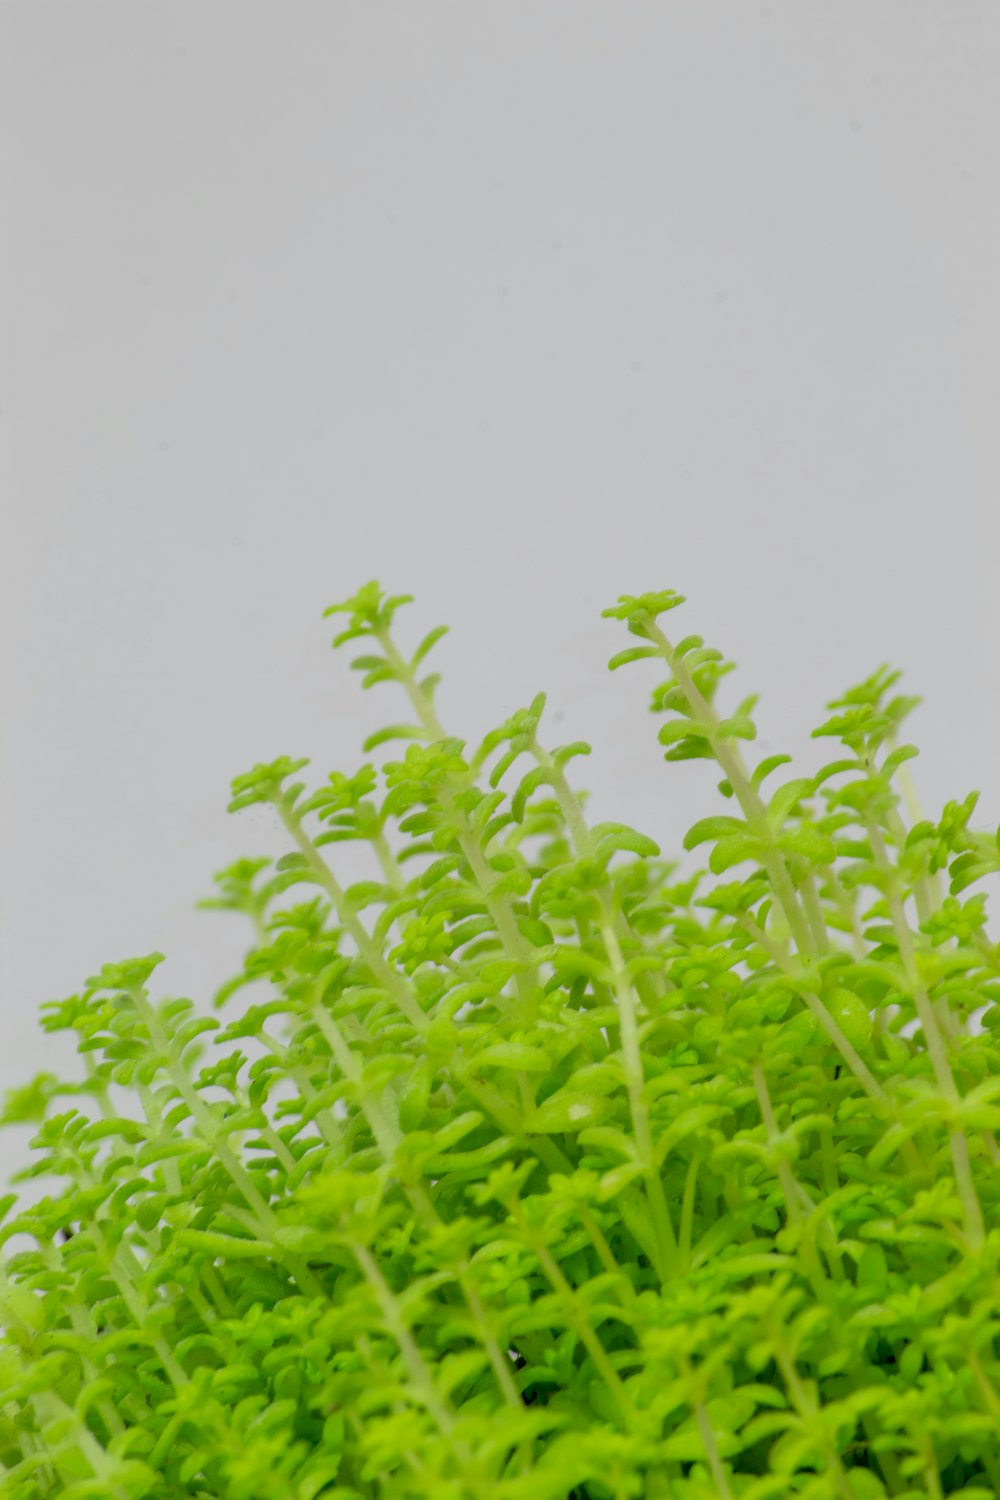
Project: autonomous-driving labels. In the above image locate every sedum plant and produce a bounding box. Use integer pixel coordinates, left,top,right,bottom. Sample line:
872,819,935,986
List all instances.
3,583,1000,1500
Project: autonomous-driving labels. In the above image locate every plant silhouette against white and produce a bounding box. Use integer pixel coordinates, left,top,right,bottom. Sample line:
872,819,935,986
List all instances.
2,584,1000,1499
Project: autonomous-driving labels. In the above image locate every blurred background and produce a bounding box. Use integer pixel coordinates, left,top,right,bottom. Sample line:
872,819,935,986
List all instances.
2,3,998,1180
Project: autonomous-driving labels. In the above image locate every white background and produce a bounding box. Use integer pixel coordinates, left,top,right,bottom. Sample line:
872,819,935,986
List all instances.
2,3,999,1181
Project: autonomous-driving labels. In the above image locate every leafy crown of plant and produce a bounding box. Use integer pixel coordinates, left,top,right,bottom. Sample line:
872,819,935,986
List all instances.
2,583,1000,1500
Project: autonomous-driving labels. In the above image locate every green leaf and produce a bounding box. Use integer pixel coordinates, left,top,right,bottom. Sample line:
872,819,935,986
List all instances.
709,833,765,874
275,853,309,872
591,822,660,860
512,766,552,822
683,816,748,851
176,1229,271,1260
767,778,815,826
228,757,310,812
135,1193,168,1232
602,590,685,624
552,741,592,768
717,694,759,742
362,724,427,752
397,1062,433,1131
608,646,659,671
777,826,836,864
751,753,793,790
488,744,524,788
410,623,450,671
856,1242,888,1298
473,1042,552,1072
658,718,709,747
577,1126,639,1161
826,988,873,1052
881,743,919,778
419,855,462,888
527,1092,616,1133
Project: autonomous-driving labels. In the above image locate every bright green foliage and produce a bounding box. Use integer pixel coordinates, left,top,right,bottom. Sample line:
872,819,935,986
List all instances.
3,585,1000,1500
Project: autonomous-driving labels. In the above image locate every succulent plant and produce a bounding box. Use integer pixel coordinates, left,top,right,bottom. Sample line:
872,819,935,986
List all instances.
3,583,999,1499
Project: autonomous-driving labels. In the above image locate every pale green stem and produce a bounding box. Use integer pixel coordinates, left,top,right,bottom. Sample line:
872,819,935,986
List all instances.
274,801,427,1030
129,986,324,1296
236,1087,299,1176
199,1261,235,1318
736,913,791,972
886,803,934,928
531,738,672,1004
36,1240,126,1441
752,1065,836,1298
824,873,867,958
352,1245,502,1500
864,817,985,1247
579,1202,628,1284
677,1155,700,1269
916,1434,945,1500
752,1064,807,1228
88,1219,189,1388
894,754,945,908
514,1214,635,1425
31,1389,134,1500
772,1342,854,1500
375,628,539,1001
642,619,817,959
406,1183,523,1412
968,1348,1000,1420
453,1074,664,1308
736,913,928,1181
457,1270,524,1412
32,1140,189,1391
310,996,401,1159
599,915,678,1278
372,827,407,892
694,1401,734,1500
799,869,830,954
136,1079,182,1197
351,1242,456,1434
130,989,276,1230
259,1032,345,1151
313,986,528,1415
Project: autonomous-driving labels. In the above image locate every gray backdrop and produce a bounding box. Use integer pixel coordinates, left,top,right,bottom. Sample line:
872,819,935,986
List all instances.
2,3,998,1183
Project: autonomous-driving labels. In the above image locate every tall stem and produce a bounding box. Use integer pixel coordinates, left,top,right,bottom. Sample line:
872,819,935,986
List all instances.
274,802,427,1031
599,916,678,1278
643,620,816,959
865,816,985,1247
375,627,539,998
128,986,324,1296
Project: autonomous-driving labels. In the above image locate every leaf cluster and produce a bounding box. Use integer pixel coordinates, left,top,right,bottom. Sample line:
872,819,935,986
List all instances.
3,583,1000,1499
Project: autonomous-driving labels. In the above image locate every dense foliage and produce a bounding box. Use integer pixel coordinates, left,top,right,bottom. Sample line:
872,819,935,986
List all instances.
3,584,1000,1499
